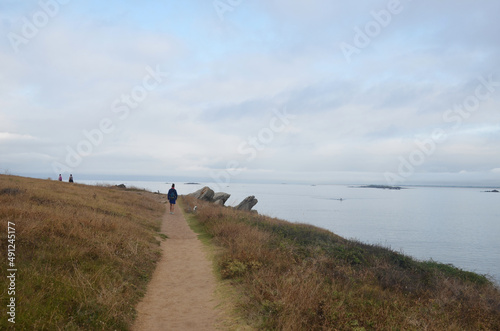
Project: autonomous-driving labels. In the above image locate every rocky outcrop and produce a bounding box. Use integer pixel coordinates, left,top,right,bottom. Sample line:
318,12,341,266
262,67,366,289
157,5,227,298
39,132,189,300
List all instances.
213,192,231,206
188,186,215,202
236,196,258,211
188,186,258,211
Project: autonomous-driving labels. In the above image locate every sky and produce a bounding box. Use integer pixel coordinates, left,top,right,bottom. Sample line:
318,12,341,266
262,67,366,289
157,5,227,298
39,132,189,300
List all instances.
1,0,499,186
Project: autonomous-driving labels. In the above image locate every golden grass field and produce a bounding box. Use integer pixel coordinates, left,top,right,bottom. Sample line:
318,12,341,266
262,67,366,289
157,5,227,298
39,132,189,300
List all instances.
182,195,500,330
1,174,499,330
0,175,164,330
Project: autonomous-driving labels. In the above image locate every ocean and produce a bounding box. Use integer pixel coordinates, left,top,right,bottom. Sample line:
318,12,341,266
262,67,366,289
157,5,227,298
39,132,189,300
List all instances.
80,180,500,285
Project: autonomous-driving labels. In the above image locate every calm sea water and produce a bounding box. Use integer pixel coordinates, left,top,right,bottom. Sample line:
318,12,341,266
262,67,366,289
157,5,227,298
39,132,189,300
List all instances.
80,180,500,285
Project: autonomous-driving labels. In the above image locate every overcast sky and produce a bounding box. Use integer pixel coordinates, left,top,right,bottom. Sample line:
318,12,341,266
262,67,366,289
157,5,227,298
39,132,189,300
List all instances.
1,0,499,186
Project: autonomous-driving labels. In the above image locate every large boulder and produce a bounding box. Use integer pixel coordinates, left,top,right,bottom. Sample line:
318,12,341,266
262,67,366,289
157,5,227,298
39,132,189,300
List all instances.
188,186,215,202
236,196,258,211
213,192,231,206
188,187,257,211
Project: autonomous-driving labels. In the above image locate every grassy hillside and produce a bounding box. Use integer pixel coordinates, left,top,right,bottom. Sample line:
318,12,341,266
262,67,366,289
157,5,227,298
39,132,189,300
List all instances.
0,175,164,330
182,196,500,330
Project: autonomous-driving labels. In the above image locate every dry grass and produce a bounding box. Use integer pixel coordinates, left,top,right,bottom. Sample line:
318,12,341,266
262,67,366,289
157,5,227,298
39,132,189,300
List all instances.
182,195,500,330
0,175,165,330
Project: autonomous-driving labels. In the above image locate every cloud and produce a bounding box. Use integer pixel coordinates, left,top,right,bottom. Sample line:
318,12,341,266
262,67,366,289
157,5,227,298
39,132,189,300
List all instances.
0,132,38,142
1,1,499,186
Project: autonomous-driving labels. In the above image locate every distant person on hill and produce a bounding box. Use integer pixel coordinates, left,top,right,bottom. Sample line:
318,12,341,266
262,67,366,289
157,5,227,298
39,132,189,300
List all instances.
69,174,74,183
58,174,62,181
168,184,178,214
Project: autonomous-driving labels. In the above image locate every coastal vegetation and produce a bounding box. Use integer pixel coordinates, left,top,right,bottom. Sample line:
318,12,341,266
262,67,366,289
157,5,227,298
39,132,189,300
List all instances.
1,174,499,330
0,175,164,330
182,195,500,330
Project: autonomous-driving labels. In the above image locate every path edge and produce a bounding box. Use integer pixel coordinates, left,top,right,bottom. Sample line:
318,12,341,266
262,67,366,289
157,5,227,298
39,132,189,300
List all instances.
179,198,255,331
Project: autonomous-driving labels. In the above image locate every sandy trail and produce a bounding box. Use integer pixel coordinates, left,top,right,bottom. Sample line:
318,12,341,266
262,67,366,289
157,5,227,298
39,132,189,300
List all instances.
132,204,221,331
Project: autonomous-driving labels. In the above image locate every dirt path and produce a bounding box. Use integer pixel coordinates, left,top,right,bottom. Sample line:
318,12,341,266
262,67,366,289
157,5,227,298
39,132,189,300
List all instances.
132,204,222,330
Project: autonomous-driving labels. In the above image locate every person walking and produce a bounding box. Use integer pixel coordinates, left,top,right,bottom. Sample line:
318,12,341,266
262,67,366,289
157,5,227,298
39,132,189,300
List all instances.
167,184,178,214
58,174,63,181
69,174,74,183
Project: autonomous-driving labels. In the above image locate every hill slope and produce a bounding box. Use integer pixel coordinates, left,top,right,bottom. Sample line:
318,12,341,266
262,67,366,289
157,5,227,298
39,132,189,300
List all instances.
0,175,164,330
182,196,500,330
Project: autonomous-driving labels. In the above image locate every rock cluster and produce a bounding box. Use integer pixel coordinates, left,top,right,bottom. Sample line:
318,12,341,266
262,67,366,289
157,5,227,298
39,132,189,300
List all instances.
235,196,258,211
188,186,214,201
187,186,258,211
213,192,231,205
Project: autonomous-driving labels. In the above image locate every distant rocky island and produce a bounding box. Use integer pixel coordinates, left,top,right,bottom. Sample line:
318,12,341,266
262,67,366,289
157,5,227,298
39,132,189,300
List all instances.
358,185,404,190
483,189,499,193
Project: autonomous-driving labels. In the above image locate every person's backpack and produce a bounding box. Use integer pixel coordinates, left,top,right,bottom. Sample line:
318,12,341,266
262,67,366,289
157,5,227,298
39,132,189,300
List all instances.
168,190,176,200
